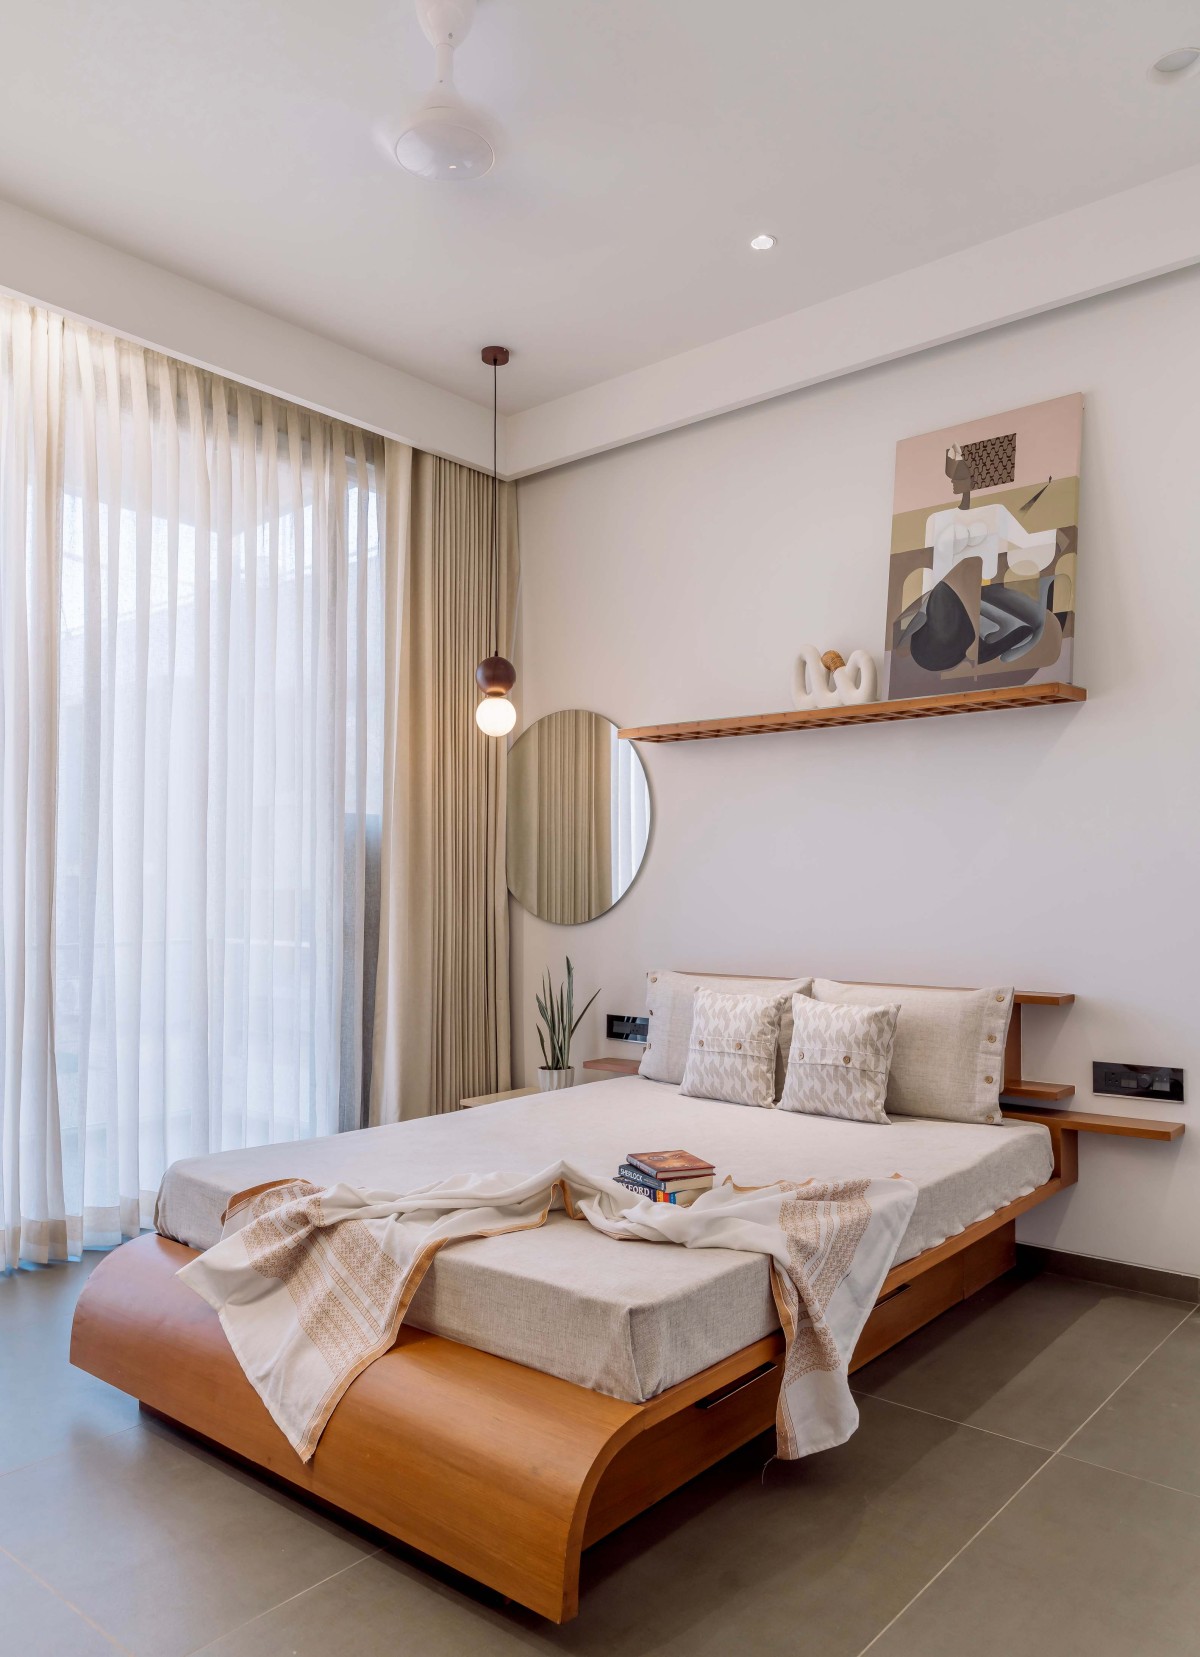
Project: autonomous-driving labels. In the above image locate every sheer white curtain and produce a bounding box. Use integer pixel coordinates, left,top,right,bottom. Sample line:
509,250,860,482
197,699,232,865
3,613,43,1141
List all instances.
0,296,391,1268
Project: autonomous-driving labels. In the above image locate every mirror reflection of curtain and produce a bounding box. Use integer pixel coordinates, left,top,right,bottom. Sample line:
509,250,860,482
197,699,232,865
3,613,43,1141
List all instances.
506,710,651,923
527,711,614,925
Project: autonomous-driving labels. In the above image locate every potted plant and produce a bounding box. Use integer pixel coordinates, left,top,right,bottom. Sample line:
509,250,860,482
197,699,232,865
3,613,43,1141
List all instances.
535,957,600,1091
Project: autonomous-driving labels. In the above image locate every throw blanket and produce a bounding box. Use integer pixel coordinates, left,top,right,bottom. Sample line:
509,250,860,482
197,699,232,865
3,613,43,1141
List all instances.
177,1163,917,1463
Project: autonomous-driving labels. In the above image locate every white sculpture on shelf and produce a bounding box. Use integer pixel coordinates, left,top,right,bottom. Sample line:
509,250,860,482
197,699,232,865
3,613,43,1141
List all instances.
792,646,879,711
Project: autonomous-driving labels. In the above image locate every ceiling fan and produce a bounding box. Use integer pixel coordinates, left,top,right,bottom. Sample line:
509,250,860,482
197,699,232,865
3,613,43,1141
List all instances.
393,0,495,181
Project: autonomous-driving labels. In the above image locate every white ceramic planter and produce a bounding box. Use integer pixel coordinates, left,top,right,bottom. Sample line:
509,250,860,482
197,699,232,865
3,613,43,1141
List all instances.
537,1067,575,1092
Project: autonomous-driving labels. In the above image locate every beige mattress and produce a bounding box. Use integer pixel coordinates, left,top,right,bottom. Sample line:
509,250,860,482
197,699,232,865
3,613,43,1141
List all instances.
155,1076,1052,1404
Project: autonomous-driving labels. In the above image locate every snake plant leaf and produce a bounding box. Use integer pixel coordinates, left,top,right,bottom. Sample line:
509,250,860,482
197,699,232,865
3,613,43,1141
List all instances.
570,987,601,1037
534,956,600,1072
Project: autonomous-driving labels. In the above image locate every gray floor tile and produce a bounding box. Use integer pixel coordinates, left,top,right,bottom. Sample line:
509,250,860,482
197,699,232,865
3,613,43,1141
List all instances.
0,1257,137,1478
0,1252,110,1345
0,1307,139,1476
0,1547,128,1657
197,1397,1046,1657
0,1417,374,1657
191,1552,533,1657
1067,1309,1200,1494
853,1271,1191,1449
868,1455,1200,1657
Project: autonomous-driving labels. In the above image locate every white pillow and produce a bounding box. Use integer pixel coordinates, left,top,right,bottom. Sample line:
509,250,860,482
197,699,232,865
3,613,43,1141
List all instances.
779,995,900,1124
813,980,1014,1124
680,990,789,1109
638,971,813,1096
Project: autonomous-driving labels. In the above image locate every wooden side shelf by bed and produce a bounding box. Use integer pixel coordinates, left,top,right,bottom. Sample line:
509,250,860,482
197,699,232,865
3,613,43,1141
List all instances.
1000,1106,1184,1141
618,682,1086,743
1001,993,1076,1105
583,1056,641,1076
1001,1080,1075,1102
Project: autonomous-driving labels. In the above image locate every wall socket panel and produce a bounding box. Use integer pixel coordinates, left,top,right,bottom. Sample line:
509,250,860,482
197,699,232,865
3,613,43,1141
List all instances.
1093,1062,1184,1104
606,1014,648,1044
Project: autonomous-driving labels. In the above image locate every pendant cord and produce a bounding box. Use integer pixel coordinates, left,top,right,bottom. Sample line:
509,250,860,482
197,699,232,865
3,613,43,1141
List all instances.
491,358,499,658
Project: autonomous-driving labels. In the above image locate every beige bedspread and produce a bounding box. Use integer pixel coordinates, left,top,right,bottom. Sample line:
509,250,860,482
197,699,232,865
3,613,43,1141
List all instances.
178,1165,918,1462
155,1076,1053,1403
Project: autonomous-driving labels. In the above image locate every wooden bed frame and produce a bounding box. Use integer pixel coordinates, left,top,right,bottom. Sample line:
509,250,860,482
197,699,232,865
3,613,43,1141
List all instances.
70,987,1182,1624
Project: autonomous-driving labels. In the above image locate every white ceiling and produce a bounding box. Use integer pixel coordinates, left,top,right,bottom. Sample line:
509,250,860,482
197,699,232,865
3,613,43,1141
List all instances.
4,0,1200,415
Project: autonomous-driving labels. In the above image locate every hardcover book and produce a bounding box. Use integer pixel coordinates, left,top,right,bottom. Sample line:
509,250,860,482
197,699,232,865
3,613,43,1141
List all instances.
627,1150,715,1179
617,1163,713,1193
614,1177,703,1205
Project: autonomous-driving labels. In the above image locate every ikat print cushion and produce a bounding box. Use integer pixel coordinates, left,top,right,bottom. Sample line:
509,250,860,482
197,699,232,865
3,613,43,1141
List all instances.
779,995,900,1124
679,990,789,1109
638,971,812,1095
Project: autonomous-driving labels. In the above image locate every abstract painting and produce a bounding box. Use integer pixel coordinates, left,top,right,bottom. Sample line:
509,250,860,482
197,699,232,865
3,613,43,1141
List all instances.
882,393,1082,698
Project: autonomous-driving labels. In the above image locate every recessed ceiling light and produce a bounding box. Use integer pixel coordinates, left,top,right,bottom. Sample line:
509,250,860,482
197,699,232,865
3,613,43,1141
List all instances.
1148,46,1200,84
750,234,776,251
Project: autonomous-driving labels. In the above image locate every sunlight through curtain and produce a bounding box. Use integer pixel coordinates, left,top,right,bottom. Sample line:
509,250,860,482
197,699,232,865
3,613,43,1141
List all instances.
0,296,394,1266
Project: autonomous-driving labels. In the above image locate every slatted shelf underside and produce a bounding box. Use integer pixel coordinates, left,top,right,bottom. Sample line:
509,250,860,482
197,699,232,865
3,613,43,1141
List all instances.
619,682,1086,743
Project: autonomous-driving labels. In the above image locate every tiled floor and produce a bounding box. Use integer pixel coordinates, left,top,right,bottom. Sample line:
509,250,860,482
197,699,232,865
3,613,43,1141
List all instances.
2,1258,1196,1656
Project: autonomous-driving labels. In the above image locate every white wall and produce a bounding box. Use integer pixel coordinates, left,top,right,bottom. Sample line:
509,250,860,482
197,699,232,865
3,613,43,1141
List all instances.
511,267,1200,1277
0,197,493,471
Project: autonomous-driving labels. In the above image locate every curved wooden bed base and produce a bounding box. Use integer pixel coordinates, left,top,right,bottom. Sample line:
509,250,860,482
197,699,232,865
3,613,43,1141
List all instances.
72,1107,1186,1622
68,971,1187,1624
69,1116,1099,1623
71,1233,787,1622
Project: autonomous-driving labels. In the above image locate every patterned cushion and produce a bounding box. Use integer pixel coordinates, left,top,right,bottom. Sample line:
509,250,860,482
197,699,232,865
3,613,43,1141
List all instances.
813,981,1015,1124
779,996,900,1124
638,971,813,1095
679,991,788,1109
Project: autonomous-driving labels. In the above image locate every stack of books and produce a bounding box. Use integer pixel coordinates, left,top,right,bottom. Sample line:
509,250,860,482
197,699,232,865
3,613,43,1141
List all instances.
614,1149,715,1205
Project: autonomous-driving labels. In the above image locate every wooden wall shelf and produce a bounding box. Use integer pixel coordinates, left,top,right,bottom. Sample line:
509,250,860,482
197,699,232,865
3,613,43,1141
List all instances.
1001,1106,1184,1142
618,682,1086,743
1001,1081,1076,1103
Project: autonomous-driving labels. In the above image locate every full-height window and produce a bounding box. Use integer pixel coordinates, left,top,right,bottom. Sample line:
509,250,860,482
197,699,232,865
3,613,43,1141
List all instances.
0,299,385,1265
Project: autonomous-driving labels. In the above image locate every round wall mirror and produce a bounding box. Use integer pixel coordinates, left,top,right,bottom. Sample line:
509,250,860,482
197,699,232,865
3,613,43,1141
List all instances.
507,710,651,924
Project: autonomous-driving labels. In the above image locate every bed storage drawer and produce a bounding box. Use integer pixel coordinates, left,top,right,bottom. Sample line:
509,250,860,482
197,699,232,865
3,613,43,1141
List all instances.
850,1221,1016,1371
852,1254,964,1369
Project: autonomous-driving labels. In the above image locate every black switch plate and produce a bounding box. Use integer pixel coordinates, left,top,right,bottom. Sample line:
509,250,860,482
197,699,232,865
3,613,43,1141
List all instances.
1092,1062,1184,1103
606,1014,649,1045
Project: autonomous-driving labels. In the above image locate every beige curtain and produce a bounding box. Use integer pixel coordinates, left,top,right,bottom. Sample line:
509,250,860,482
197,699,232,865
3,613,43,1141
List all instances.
371,450,518,1120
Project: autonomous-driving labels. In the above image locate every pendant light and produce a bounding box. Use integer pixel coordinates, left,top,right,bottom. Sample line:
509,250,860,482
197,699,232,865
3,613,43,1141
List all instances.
475,345,516,737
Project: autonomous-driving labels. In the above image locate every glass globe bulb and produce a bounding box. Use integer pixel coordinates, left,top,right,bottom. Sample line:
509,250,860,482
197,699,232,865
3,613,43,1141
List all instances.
475,695,516,736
